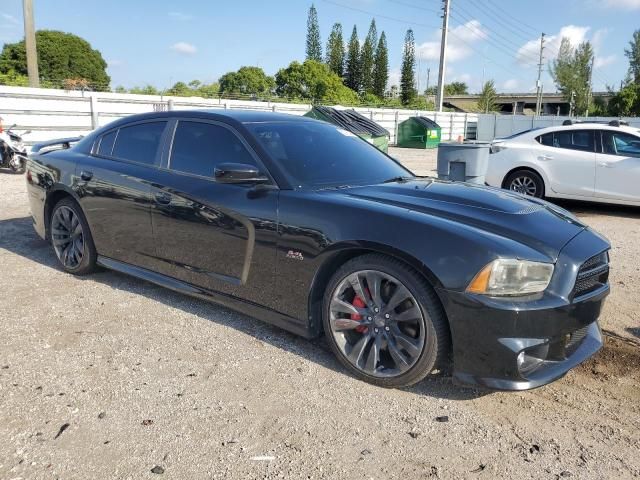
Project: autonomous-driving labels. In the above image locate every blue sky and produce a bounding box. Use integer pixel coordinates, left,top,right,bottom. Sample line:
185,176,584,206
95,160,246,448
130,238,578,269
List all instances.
1,0,638,93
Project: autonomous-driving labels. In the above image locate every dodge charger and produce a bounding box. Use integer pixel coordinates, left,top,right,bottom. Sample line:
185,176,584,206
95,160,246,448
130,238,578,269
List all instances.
25,110,611,390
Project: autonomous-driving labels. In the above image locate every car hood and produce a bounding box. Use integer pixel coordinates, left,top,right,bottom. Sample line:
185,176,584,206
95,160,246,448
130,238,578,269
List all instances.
333,179,586,260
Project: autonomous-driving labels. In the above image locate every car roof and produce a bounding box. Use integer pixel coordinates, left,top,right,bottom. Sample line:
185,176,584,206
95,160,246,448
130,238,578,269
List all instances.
105,109,317,126
501,123,640,141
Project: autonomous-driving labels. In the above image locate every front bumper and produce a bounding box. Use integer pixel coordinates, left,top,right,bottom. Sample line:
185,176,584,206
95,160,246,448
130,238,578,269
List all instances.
438,229,610,391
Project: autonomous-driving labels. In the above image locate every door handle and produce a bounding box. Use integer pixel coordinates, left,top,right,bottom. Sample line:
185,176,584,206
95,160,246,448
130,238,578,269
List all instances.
154,192,172,204
80,170,93,181
598,162,614,168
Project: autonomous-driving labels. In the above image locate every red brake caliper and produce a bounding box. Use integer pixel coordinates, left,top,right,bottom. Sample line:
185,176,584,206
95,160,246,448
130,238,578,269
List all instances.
351,296,368,333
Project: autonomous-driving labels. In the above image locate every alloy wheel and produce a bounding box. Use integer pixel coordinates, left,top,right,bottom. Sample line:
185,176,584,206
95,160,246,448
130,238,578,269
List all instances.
509,175,538,196
51,205,85,269
328,269,426,378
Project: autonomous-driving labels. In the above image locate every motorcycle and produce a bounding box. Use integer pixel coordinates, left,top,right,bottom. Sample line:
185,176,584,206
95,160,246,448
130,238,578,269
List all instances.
0,124,31,174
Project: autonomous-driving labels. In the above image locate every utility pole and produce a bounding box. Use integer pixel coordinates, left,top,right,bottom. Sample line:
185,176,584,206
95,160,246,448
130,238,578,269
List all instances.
426,68,431,93
435,0,450,112
569,90,575,117
534,33,545,117
22,0,39,87
586,55,595,117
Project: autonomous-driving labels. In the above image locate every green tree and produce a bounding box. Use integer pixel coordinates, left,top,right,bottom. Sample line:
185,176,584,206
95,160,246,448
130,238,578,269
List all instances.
607,82,640,116
219,66,275,96
345,26,361,92
0,69,29,86
194,82,220,98
445,81,468,95
326,23,345,78
306,4,322,62
0,30,110,90
400,29,417,105
275,60,359,104
624,29,640,84
128,85,161,95
360,19,377,93
550,38,594,116
425,82,468,96
372,32,388,98
477,80,498,112
166,81,192,96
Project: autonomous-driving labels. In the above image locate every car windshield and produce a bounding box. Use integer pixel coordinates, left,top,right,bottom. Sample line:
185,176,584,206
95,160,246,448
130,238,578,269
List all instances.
247,121,412,189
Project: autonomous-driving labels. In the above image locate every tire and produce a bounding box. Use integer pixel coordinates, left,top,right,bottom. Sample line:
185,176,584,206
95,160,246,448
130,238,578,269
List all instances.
50,197,97,275
322,253,450,388
504,169,545,198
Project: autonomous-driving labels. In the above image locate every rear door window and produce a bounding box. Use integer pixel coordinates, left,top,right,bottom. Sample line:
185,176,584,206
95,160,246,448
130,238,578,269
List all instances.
538,129,594,152
111,121,167,165
169,121,257,177
97,130,117,156
537,132,554,146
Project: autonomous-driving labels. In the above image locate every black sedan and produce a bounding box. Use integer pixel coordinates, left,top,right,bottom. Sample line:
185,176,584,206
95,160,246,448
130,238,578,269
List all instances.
25,110,610,390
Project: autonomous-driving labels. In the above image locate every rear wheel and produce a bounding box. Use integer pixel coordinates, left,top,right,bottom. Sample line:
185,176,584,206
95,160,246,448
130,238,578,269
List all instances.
323,254,449,388
50,198,97,275
504,169,545,198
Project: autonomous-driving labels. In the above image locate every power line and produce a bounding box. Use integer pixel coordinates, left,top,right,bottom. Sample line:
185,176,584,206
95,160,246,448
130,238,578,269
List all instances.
448,9,540,65
321,0,440,29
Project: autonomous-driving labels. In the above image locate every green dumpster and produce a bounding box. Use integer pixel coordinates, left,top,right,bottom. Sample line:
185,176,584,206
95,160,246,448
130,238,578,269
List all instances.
304,106,390,153
397,116,441,149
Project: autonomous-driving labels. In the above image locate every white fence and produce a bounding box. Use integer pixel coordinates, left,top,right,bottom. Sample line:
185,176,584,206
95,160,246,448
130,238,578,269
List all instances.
476,113,640,141
0,85,478,147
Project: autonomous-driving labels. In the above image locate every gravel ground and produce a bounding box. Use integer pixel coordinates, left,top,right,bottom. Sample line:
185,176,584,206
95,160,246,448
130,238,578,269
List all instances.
1,159,639,479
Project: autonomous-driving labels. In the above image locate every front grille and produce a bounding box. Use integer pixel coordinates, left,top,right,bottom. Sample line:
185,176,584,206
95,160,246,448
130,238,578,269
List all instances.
573,251,609,298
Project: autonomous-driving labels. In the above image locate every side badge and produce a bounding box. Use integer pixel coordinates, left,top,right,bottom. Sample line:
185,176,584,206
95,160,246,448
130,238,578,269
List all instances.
286,250,304,261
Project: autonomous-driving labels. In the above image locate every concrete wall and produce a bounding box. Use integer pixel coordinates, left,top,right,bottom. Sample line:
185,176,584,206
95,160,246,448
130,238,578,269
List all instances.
476,113,640,141
0,85,478,147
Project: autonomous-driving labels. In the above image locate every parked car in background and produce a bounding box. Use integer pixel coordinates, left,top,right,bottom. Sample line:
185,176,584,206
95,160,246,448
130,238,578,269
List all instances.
25,110,610,391
485,121,640,206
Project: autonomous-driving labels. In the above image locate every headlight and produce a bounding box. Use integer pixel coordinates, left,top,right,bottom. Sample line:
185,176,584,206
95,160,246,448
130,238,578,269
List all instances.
467,259,554,296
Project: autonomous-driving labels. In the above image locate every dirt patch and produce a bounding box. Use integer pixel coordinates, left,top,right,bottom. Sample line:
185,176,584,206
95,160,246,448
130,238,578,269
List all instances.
578,333,640,381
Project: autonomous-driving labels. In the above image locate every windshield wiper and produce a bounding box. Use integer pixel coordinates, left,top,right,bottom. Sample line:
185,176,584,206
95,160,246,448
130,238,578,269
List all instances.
382,176,414,184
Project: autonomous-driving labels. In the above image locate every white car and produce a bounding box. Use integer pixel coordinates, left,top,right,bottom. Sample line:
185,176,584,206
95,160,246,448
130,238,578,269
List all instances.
485,121,640,206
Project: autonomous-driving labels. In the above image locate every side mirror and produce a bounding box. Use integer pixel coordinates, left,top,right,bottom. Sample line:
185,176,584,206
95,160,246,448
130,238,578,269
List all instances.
214,163,269,184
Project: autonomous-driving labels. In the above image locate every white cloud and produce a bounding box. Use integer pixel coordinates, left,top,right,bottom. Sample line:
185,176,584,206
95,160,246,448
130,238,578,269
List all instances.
516,25,590,66
168,11,193,21
170,42,197,55
1,13,19,25
416,20,488,63
603,0,640,8
107,59,123,68
594,54,616,68
503,79,519,91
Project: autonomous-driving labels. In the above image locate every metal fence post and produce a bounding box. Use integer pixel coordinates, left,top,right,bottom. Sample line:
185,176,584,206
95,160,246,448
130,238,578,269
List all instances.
463,113,468,139
449,114,454,140
89,95,99,129
394,110,399,146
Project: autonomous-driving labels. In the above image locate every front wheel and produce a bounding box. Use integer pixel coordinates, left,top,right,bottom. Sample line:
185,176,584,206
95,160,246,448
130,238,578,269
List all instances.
323,254,450,388
504,169,545,198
